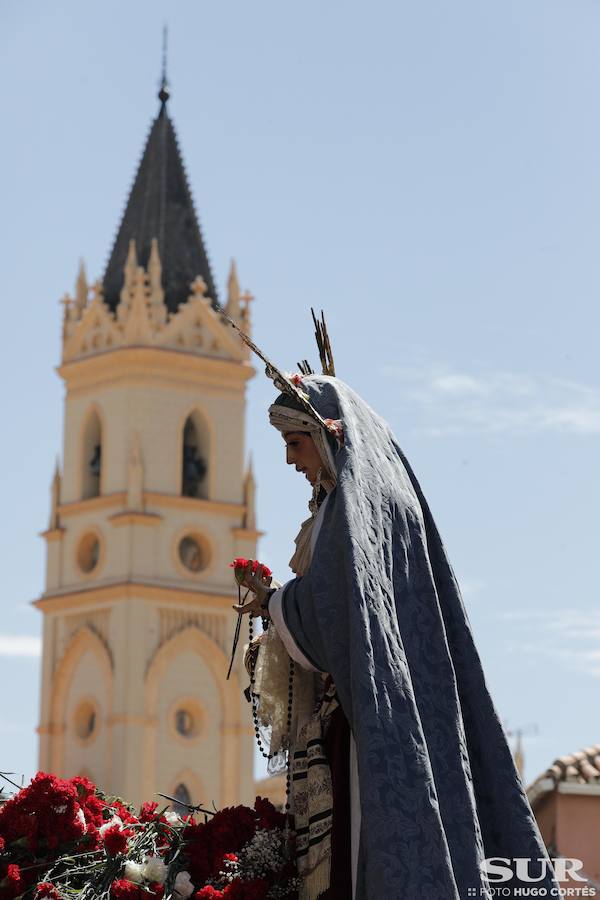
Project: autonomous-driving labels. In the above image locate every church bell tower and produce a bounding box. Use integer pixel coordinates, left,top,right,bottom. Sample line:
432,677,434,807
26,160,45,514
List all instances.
35,72,258,809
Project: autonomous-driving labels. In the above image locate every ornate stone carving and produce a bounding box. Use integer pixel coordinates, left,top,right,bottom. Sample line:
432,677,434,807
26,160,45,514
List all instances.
61,247,249,364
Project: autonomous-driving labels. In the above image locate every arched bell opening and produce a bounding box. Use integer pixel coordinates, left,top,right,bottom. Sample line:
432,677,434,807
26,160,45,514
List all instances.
181,412,209,499
82,409,102,499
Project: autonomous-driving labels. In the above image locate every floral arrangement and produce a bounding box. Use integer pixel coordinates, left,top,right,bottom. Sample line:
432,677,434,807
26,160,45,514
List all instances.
0,773,298,900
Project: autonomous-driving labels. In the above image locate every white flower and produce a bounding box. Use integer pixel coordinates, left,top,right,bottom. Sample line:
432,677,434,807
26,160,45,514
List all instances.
174,871,194,898
123,861,144,884
219,855,240,884
99,815,122,836
236,828,288,878
141,856,168,884
76,808,87,832
164,810,182,826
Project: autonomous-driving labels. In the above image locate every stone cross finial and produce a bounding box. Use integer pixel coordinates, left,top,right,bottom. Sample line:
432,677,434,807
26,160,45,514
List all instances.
240,289,254,334
191,275,207,297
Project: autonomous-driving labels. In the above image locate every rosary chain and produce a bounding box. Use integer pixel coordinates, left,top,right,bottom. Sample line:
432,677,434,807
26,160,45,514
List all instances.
248,615,295,813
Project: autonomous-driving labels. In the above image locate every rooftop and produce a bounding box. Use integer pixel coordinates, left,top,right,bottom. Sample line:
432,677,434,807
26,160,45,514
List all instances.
528,743,600,807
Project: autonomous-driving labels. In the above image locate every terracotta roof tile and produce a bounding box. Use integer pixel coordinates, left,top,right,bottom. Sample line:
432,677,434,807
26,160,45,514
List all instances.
535,743,600,788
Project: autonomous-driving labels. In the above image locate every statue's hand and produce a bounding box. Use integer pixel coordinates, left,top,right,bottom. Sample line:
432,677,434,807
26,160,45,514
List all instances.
238,560,272,596
232,593,266,618
233,561,273,618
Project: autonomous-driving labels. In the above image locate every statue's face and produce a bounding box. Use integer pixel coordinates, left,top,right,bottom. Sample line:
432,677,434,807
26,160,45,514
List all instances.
283,431,322,485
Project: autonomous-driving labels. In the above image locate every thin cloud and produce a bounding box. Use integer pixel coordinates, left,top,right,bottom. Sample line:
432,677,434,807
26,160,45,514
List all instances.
0,635,41,658
380,364,600,436
500,609,600,679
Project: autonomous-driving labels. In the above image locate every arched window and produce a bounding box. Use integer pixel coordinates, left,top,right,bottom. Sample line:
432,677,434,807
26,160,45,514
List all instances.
82,410,102,499
181,412,209,499
172,782,192,816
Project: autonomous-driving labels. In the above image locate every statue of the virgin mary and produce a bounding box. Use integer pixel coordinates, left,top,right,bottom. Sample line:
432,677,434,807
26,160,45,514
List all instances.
229,315,558,900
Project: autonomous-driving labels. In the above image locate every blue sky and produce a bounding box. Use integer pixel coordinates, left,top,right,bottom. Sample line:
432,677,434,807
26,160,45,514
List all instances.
1,0,599,793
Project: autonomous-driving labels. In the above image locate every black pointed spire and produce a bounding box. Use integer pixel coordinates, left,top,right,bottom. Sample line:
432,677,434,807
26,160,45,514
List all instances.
102,38,218,313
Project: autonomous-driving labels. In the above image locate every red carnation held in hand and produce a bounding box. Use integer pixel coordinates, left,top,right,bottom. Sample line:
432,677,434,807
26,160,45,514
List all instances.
229,558,272,584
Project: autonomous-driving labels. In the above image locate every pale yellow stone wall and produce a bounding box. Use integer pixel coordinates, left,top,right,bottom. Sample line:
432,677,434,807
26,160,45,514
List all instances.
62,644,111,787
44,498,247,594
37,262,258,810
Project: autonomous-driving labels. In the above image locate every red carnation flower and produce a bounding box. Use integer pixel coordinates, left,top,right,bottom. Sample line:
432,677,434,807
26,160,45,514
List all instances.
1,864,23,898
229,558,272,584
194,889,224,900
185,833,212,886
224,879,269,900
82,794,105,827
6,866,21,886
103,824,134,856
0,836,4,852
0,771,89,857
254,796,286,831
139,801,159,822
70,776,106,828
110,879,143,900
69,776,96,799
183,805,258,885
148,884,164,899
36,883,60,899
83,823,101,850
111,801,138,826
